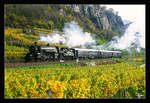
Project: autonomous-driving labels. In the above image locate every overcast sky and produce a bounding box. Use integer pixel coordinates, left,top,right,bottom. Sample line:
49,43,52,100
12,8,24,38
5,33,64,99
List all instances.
100,5,145,49
101,5,145,23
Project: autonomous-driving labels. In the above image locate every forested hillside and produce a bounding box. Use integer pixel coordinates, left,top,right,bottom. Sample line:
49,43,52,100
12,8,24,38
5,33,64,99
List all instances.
4,4,130,62
5,4,124,42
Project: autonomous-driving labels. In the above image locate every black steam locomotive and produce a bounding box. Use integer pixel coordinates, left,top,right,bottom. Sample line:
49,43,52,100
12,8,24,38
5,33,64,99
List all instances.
24,42,122,62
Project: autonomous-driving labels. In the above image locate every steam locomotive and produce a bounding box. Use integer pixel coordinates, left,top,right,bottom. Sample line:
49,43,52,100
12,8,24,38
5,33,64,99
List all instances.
24,44,122,62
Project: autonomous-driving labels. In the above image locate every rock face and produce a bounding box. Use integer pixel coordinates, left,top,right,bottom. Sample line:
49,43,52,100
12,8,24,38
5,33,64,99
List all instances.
65,4,125,34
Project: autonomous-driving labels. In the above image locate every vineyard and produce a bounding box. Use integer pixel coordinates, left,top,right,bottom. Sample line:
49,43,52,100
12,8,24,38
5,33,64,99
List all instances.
5,58,145,99
5,27,68,62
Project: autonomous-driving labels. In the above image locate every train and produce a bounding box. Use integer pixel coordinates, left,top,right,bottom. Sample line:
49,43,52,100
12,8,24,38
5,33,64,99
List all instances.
24,44,122,62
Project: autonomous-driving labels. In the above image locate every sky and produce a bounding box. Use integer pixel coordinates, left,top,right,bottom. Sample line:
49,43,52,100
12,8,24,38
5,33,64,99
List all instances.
100,5,145,23
100,5,145,49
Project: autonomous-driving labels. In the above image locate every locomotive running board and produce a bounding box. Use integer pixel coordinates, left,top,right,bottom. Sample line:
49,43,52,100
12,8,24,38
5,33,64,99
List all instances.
76,58,79,62
60,60,64,62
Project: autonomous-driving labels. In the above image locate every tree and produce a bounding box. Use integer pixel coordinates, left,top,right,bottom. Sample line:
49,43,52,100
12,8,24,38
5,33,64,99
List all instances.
37,20,43,27
108,8,114,13
116,11,119,15
66,14,73,22
48,20,54,30
101,6,107,11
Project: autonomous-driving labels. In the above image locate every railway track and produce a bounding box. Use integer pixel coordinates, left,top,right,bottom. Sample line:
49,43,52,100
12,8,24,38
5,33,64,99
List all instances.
4,59,115,68
4,60,77,68
5,56,145,68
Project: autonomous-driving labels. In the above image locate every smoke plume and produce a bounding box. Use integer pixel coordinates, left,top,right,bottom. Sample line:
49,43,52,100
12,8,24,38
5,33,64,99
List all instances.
39,21,96,48
39,21,145,53
92,21,145,53
108,21,145,52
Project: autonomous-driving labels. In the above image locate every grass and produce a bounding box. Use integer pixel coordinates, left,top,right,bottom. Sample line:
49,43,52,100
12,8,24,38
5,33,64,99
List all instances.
5,58,145,98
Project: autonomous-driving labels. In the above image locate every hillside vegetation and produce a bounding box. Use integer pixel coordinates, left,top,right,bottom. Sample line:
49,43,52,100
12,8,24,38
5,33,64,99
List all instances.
5,28,68,62
4,4,125,62
5,5,123,35
4,4,145,62
5,4,123,42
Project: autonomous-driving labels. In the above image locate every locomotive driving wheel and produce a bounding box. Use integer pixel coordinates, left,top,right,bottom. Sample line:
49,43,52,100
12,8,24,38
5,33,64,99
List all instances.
41,54,48,61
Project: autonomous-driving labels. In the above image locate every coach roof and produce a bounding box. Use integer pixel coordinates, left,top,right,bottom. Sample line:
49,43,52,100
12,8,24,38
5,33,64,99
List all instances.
41,46,57,50
74,48,121,53
99,50,121,53
74,48,99,51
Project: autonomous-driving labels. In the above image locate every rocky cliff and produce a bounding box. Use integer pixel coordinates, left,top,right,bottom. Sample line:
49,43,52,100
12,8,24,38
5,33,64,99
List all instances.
5,4,128,36
65,4,125,34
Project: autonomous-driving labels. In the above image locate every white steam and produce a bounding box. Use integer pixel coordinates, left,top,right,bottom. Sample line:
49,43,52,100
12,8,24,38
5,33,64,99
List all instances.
39,20,145,53
39,21,96,48
101,5,145,53
108,21,145,52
